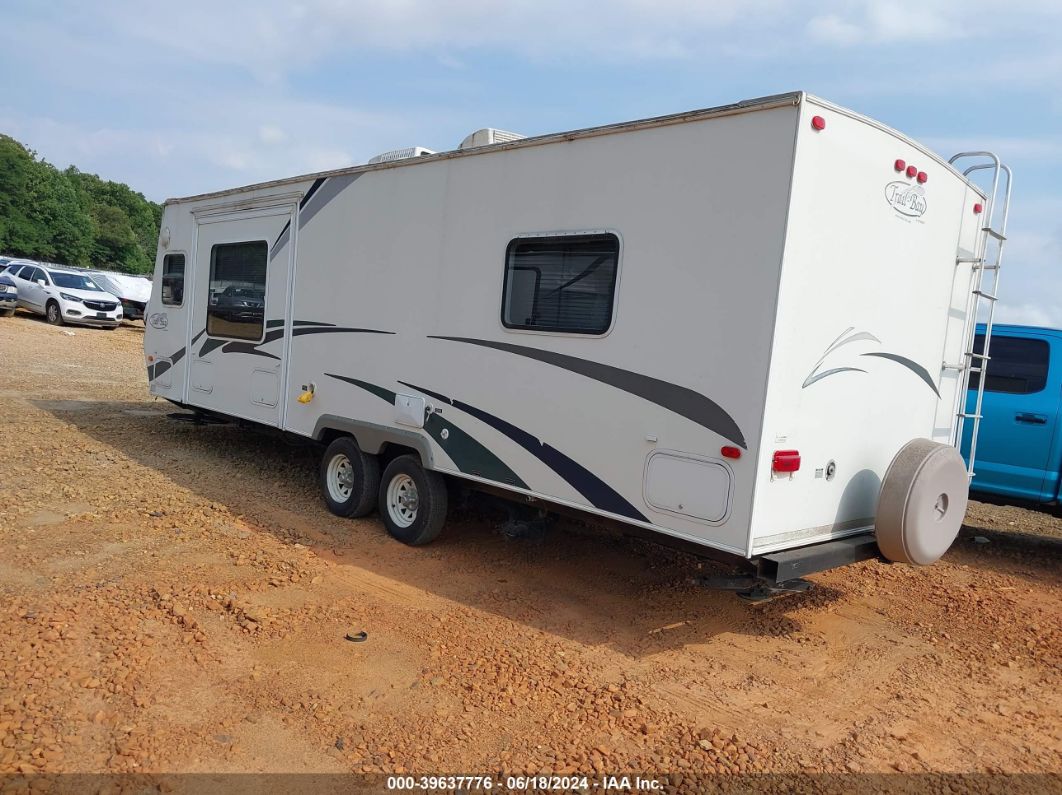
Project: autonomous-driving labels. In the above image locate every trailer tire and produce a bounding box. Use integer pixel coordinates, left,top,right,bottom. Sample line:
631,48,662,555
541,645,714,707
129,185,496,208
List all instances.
378,455,448,546
320,436,380,518
876,438,968,566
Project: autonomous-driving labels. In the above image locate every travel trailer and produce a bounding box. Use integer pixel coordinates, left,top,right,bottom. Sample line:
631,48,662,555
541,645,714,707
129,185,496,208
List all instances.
143,92,1011,592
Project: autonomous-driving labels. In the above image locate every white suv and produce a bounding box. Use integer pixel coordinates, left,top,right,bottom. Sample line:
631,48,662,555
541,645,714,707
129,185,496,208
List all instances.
5,263,123,328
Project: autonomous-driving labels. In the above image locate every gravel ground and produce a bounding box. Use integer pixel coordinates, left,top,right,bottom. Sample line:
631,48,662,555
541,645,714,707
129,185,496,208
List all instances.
0,311,1059,785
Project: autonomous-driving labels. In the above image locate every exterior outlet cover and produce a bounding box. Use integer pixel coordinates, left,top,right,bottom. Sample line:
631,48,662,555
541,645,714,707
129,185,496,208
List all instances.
395,394,426,428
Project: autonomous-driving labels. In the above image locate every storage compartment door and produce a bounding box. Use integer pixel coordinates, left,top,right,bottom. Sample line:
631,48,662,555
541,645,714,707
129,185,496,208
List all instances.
644,452,732,524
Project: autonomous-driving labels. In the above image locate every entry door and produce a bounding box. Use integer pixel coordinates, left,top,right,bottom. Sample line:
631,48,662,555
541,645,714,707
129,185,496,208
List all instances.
186,206,295,427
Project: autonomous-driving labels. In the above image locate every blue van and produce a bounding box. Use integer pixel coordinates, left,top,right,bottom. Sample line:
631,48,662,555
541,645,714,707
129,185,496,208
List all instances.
960,324,1062,503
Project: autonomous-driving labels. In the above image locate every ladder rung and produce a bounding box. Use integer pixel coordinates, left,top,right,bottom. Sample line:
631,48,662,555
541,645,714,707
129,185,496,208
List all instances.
982,227,1006,241
969,366,982,374
975,264,1001,271
958,412,982,419
957,257,982,264
964,352,990,360
973,290,998,301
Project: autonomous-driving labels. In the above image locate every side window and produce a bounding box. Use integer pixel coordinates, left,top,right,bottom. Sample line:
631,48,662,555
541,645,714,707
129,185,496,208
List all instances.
969,334,1049,394
18,265,36,281
161,253,185,306
501,233,620,335
206,241,267,341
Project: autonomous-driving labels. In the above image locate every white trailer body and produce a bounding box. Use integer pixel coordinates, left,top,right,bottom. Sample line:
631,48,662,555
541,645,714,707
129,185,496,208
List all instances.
144,92,1000,574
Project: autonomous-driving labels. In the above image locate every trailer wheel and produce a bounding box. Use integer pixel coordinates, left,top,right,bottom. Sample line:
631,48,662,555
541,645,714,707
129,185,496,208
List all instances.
876,438,969,565
320,436,380,518
378,455,448,546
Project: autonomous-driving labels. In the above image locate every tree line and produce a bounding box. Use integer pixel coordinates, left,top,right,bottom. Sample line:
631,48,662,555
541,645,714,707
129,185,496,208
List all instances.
0,134,161,274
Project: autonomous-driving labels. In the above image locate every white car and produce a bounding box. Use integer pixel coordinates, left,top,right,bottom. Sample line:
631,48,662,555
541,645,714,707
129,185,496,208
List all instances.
5,263,123,328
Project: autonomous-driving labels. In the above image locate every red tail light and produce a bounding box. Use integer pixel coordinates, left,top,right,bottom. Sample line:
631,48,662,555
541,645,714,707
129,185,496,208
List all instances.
906,165,918,178
721,446,741,460
894,159,906,172
916,171,928,184
811,115,826,131
973,203,983,214
772,450,801,473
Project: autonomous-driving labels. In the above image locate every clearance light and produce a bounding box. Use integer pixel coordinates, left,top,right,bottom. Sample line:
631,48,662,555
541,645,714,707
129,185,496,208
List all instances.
894,159,906,172
974,203,983,214
906,165,918,178
811,115,826,131
721,446,741,460
917,171,928,184
772,450,801,474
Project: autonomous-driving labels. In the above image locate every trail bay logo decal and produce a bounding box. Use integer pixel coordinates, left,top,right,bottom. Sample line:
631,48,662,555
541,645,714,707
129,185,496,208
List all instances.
148,312,168,329
885,181,927,218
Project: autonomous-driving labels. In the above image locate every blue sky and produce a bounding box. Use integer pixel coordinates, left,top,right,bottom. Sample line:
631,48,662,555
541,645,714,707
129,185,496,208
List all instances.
1,0,1059,324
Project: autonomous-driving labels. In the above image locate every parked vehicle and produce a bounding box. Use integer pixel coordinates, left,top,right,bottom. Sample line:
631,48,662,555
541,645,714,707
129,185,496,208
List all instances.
0,272,17,316
961,324,1062,504
212,286,265,323
7,264,123,328
143,92,1011,591
88,271,152,322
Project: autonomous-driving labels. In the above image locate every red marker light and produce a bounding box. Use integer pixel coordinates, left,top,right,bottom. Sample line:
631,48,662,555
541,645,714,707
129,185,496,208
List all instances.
906,165,918,178
811,115,826,131
721,446,741,460
772,450,801,474
917,171,928,184
894,159,906,172
973,203,983,214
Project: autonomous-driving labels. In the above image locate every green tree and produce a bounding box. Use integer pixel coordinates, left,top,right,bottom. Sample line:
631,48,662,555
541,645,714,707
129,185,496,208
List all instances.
0,134,161,273
66,167,160,273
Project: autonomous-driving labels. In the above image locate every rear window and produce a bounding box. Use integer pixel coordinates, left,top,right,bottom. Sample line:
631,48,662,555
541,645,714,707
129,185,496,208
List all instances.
969,334,1049,394
161,253,185,306
50,272,100,290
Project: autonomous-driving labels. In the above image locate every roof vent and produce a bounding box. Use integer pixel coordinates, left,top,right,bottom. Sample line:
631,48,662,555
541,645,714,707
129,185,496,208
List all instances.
458,128,526,150
367,146,436,165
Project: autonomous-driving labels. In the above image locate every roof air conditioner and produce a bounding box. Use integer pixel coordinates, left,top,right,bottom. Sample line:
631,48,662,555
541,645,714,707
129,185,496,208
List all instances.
458,128,526,150
367,146,436,165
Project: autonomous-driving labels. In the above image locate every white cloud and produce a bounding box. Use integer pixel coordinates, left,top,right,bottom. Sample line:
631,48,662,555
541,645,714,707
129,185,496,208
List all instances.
807,15,863,46
996,302,1062,328
258,125,288,145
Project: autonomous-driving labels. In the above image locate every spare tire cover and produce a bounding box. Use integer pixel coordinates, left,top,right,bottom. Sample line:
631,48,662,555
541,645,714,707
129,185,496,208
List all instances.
876,438,969,565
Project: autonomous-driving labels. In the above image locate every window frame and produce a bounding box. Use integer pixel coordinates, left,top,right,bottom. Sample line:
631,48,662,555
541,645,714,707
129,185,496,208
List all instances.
969,333,1050,395
160,251,187,308
500,229,623,338
204,240,269,343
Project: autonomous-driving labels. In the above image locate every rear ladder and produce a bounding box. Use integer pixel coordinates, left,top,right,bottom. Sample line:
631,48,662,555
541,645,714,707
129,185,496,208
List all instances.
946,152,1013,477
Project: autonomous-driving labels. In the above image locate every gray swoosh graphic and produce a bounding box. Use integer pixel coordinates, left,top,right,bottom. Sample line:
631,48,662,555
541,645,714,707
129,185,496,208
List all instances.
826,330,881,356
861,352,940,397
298,173,361,230
325,374,528,489
801,366,867,388
269,221,291,261
399,381,648,522
428,336,746,449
